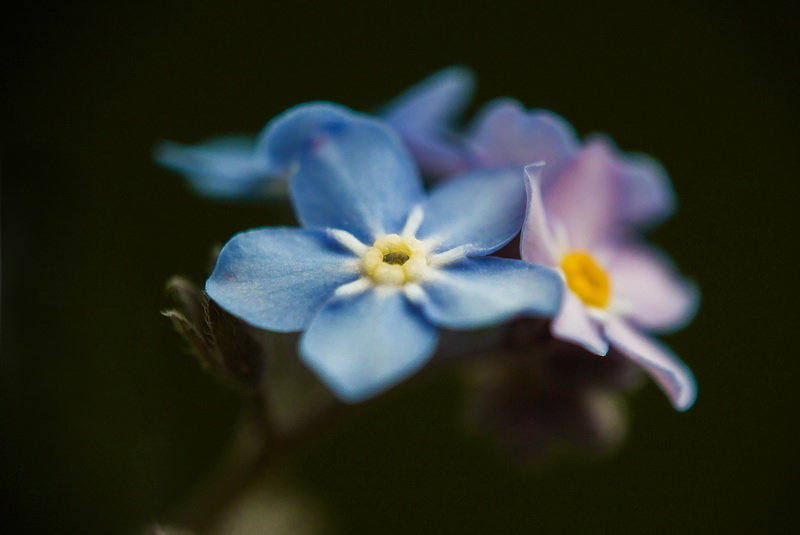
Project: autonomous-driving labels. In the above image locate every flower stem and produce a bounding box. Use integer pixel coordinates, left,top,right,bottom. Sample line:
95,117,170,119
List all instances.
171,389,343,534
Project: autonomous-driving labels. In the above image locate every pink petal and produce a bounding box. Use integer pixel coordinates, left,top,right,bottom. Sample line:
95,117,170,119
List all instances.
616,149,675,229
608,243,699,333
520,163,561,267
551,291,609,356
543,138,621,249
604,317,696,411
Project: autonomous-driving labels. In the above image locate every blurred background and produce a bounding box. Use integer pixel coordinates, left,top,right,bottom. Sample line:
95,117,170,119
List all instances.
2,1,797,533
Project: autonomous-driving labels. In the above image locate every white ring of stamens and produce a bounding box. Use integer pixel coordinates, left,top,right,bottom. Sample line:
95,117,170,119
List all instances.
402,282,425,303
428,245,468,267
401,205,424,237
328,229,369,256
334,277,373,298
328,207,468,292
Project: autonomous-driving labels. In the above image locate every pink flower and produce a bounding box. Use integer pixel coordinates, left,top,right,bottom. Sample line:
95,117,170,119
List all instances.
521,142,699,410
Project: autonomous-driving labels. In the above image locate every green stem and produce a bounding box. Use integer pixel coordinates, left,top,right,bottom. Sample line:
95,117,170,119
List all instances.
172,390,342,534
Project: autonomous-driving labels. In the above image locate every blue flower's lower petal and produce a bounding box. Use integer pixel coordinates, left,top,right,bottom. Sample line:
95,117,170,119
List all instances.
419,257,562,329
417,168,527,255
155,136,274,200
300,288,439,402
206,228,358,332
276,105,424,243
604,317,697,411
383,66,475,177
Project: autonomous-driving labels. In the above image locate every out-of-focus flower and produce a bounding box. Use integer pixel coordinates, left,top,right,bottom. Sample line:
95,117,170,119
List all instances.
154,67,674,233
154,104,354,200
154,136,282,200
463,101,675,230
467,319,642,460
521,156,698,410
154,67,473,200
381,66,475,177
388,78,675,230
205,104,562,402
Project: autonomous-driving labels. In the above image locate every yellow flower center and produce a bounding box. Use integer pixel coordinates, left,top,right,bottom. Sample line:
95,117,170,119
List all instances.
362,234,428,285
560,251,611,308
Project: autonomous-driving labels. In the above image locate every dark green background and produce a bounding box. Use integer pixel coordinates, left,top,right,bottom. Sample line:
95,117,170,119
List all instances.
3,1,797,533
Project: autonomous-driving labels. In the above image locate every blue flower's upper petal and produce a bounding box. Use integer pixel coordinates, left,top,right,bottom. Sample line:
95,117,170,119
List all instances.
604,317,697,411
300,288,439,402
467,99,579,184
255,102,353,173
206,227,359,332
155,136,275,200
290,111,424,242
418,257,562,329
417,167,527,255
383,66,475,177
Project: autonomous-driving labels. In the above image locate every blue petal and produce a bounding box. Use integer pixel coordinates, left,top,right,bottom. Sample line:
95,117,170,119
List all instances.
206,227,359,332
300,288,439,402
255,102,353,173
419,257,563,329
155,136,274,200
467,99,579,185
416,167,527,255
383,66,475,177
288,108,424,242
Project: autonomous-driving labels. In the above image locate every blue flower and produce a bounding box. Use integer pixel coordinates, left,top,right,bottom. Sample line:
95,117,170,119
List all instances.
154,67,475,200
205,104,562,402
154,136,279,200
381,66,475,177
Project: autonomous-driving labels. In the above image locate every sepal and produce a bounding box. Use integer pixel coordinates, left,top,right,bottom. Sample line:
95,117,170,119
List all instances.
164,276,265,390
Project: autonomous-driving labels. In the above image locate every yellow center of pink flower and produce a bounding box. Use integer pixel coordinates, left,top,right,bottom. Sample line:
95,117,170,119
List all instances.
560,251,611,308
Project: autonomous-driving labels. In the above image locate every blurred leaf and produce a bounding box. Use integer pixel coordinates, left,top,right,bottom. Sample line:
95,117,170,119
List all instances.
164,276,265,390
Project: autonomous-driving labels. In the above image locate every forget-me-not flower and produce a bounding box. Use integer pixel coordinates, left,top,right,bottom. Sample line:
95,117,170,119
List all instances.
381,66,475,178
155,67,474,200
154,136,280,200
205,104,562,402
464,100,676,230
395,73,698,410
521,148,698,410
